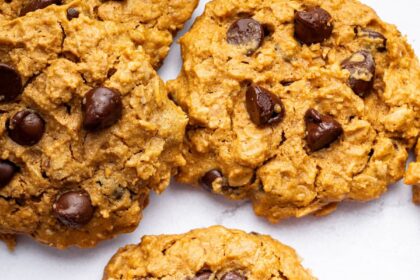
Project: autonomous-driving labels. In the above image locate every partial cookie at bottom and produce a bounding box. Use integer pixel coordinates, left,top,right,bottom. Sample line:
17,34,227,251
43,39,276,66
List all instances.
103,226,315,280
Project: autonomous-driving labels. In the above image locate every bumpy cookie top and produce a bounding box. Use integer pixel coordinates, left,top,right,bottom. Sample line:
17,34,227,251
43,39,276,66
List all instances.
404,141,420,204
0,0,198,68
103,226,315,280
0,1,187,248
169,0,420,222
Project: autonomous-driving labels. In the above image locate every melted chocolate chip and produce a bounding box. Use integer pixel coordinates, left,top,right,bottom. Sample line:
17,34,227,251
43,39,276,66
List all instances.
82,87,122,131
246,84,284,126
221,272,246,280
0,64,22,102
200,169,224,192
355,27,387,51
0,161,18,188
305,109,343,152
20,0,62,16
53,190,94,228
341,50,376,97
227,18,264,54
294,7,333,45
7,110,45,146
66,7,80,20
192,271,212,280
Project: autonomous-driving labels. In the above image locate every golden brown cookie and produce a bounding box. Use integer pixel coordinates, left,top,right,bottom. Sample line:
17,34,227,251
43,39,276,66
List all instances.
169,0,420,222
0,233,16,250
404,141,420,204
103,226,315,280
0,2,187,248
0,0,198,68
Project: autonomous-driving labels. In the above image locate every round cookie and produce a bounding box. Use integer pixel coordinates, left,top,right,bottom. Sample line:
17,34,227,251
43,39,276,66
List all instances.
103,226,315,280
169,0,420,222
404,140,420,204
0,2,187,248
0,0,198,68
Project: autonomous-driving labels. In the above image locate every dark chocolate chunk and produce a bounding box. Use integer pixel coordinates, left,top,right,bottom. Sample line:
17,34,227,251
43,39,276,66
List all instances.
53,190,94,228
0,64,22,102
355,27,387,51
0,161,18,188
221,272,246,280
20,0,61,16
227,18,264,54
305,108,343,152
246,84,284,126
341,50,376,97
294,7,333,45
8,110,45,146
82,87,122,131
192,271,212,280
200,169,225,192
66,7,80,20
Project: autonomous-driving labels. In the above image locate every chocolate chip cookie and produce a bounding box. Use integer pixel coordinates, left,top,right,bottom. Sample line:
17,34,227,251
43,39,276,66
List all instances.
404,141,420,204
0,0,198,68
169,0,420,222
0,1,187,248
103,226,315,280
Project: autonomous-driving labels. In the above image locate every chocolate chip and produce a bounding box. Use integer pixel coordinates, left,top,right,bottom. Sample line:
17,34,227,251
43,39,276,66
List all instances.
20,0,62,16
294,7,333,45
227,18,264,54
221,272,246,280
66,7,79,20
341,50,376,97
200,169,224,192
82,87,122,131
246,84,284,126
7,110,45,146
112,187,125,200
0,64,22,102
0,161,18,189
53,190,94,228
192,271,212,280
305,109,343,152
355,27,387,51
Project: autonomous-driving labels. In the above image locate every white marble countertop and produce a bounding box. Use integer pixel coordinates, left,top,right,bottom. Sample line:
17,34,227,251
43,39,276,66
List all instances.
1,0,419,279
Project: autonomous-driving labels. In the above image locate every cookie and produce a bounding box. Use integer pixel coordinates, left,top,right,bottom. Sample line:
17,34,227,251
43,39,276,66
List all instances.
169,0,420,222
103,226,315,280
404,141,420,204
0,1,187,248
0,233,16,250
0,0,198,68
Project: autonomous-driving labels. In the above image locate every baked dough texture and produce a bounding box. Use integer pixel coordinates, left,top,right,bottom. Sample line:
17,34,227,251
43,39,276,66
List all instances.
103,226,315,280
0,1,187,248
169,0,420,222
0,0,198,68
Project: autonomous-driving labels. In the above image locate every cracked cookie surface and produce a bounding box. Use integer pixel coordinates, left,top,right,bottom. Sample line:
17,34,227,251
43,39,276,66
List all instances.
404,140,420,204
103,226,315,280
169,0,420,222
0,1,187,248
0,0,198,68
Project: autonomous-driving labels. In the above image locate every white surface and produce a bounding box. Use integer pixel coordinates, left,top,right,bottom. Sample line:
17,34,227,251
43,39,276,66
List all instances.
1,1,420,279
